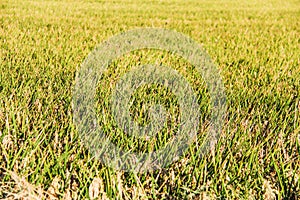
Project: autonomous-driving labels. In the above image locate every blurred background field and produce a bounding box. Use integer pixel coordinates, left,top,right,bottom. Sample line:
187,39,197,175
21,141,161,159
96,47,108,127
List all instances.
0,0,299,199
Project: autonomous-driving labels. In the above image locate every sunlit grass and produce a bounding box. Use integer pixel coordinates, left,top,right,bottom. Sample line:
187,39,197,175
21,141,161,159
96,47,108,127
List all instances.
0,0,299,199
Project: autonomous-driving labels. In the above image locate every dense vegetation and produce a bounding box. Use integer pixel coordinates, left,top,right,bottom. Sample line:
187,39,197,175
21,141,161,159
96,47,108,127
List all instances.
0,0,299,199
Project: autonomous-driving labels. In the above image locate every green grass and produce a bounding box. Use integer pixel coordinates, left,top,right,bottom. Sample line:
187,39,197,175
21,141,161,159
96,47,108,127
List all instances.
0,0,299,199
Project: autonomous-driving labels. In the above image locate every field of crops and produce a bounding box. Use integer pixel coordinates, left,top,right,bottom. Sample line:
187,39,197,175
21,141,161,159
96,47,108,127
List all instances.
0,0,299,199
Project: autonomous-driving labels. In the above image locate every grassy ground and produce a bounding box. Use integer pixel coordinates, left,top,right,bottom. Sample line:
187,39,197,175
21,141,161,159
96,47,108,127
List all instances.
0,0,299,199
